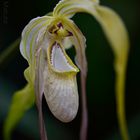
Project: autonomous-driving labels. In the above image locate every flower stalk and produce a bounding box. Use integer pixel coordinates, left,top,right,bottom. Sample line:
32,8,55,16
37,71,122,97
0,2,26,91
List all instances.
0,38,20,66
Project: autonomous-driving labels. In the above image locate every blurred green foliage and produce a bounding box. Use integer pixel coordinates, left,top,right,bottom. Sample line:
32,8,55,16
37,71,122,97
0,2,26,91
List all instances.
0,0,140,140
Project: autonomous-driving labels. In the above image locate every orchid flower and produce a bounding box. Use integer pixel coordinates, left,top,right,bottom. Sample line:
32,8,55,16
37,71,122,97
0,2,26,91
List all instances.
4,0,130,140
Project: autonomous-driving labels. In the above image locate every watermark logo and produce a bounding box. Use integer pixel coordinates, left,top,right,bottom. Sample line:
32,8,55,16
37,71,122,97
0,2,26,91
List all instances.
0,0,8,24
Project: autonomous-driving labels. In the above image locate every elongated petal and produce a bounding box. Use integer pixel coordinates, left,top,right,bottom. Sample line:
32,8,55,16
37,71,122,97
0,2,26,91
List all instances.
35,49,48,140
4,84,34,140
54,1,130,140
61,18,88,140
43,42,79,122
95,6,130,140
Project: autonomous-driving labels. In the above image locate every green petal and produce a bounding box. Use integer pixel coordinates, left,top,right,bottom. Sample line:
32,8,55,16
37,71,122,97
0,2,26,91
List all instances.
3,84,34,140
95,6,130,140
53,0,97,18
54,1,130,140
91,0,99,4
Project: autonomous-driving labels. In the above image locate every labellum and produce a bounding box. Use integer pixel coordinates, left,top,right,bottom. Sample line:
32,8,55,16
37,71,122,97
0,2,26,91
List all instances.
44,42,79,122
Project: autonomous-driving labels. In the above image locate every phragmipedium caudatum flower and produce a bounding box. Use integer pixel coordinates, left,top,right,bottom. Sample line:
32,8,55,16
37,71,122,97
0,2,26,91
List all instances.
4,0,130,140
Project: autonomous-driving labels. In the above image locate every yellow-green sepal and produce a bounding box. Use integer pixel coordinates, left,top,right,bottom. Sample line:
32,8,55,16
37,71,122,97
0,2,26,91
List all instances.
3,84,35,140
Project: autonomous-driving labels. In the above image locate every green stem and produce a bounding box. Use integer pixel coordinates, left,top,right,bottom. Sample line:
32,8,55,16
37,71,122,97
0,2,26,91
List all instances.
0,38,21,66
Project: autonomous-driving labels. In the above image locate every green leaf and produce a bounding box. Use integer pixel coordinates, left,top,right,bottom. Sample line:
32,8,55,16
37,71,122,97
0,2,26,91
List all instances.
3,84,35,140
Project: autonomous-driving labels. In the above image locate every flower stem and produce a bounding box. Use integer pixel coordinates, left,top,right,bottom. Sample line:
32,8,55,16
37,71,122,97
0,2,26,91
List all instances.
0,38,20,66
80,73,88,140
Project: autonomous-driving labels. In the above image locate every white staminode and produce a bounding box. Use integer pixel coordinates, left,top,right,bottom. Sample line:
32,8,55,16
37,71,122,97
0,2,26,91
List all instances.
51,43,76,72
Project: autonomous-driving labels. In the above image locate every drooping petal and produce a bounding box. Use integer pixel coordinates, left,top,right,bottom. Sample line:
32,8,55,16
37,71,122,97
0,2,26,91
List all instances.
43,42,79,122
95,6,130,140
35,49,48,140
54,0,130,139
61,18,88,140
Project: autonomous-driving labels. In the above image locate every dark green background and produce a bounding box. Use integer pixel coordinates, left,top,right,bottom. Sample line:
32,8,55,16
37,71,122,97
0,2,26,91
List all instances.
0,0,140,140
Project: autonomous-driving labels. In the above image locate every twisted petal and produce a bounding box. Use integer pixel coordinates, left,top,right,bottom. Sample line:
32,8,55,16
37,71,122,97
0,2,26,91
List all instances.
53,0,98,18
43,42,79,122
61,18,88,140
54,0,130,139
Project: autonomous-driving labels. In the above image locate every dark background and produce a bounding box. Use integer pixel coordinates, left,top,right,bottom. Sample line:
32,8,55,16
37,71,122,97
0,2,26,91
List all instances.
0,0,140,140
